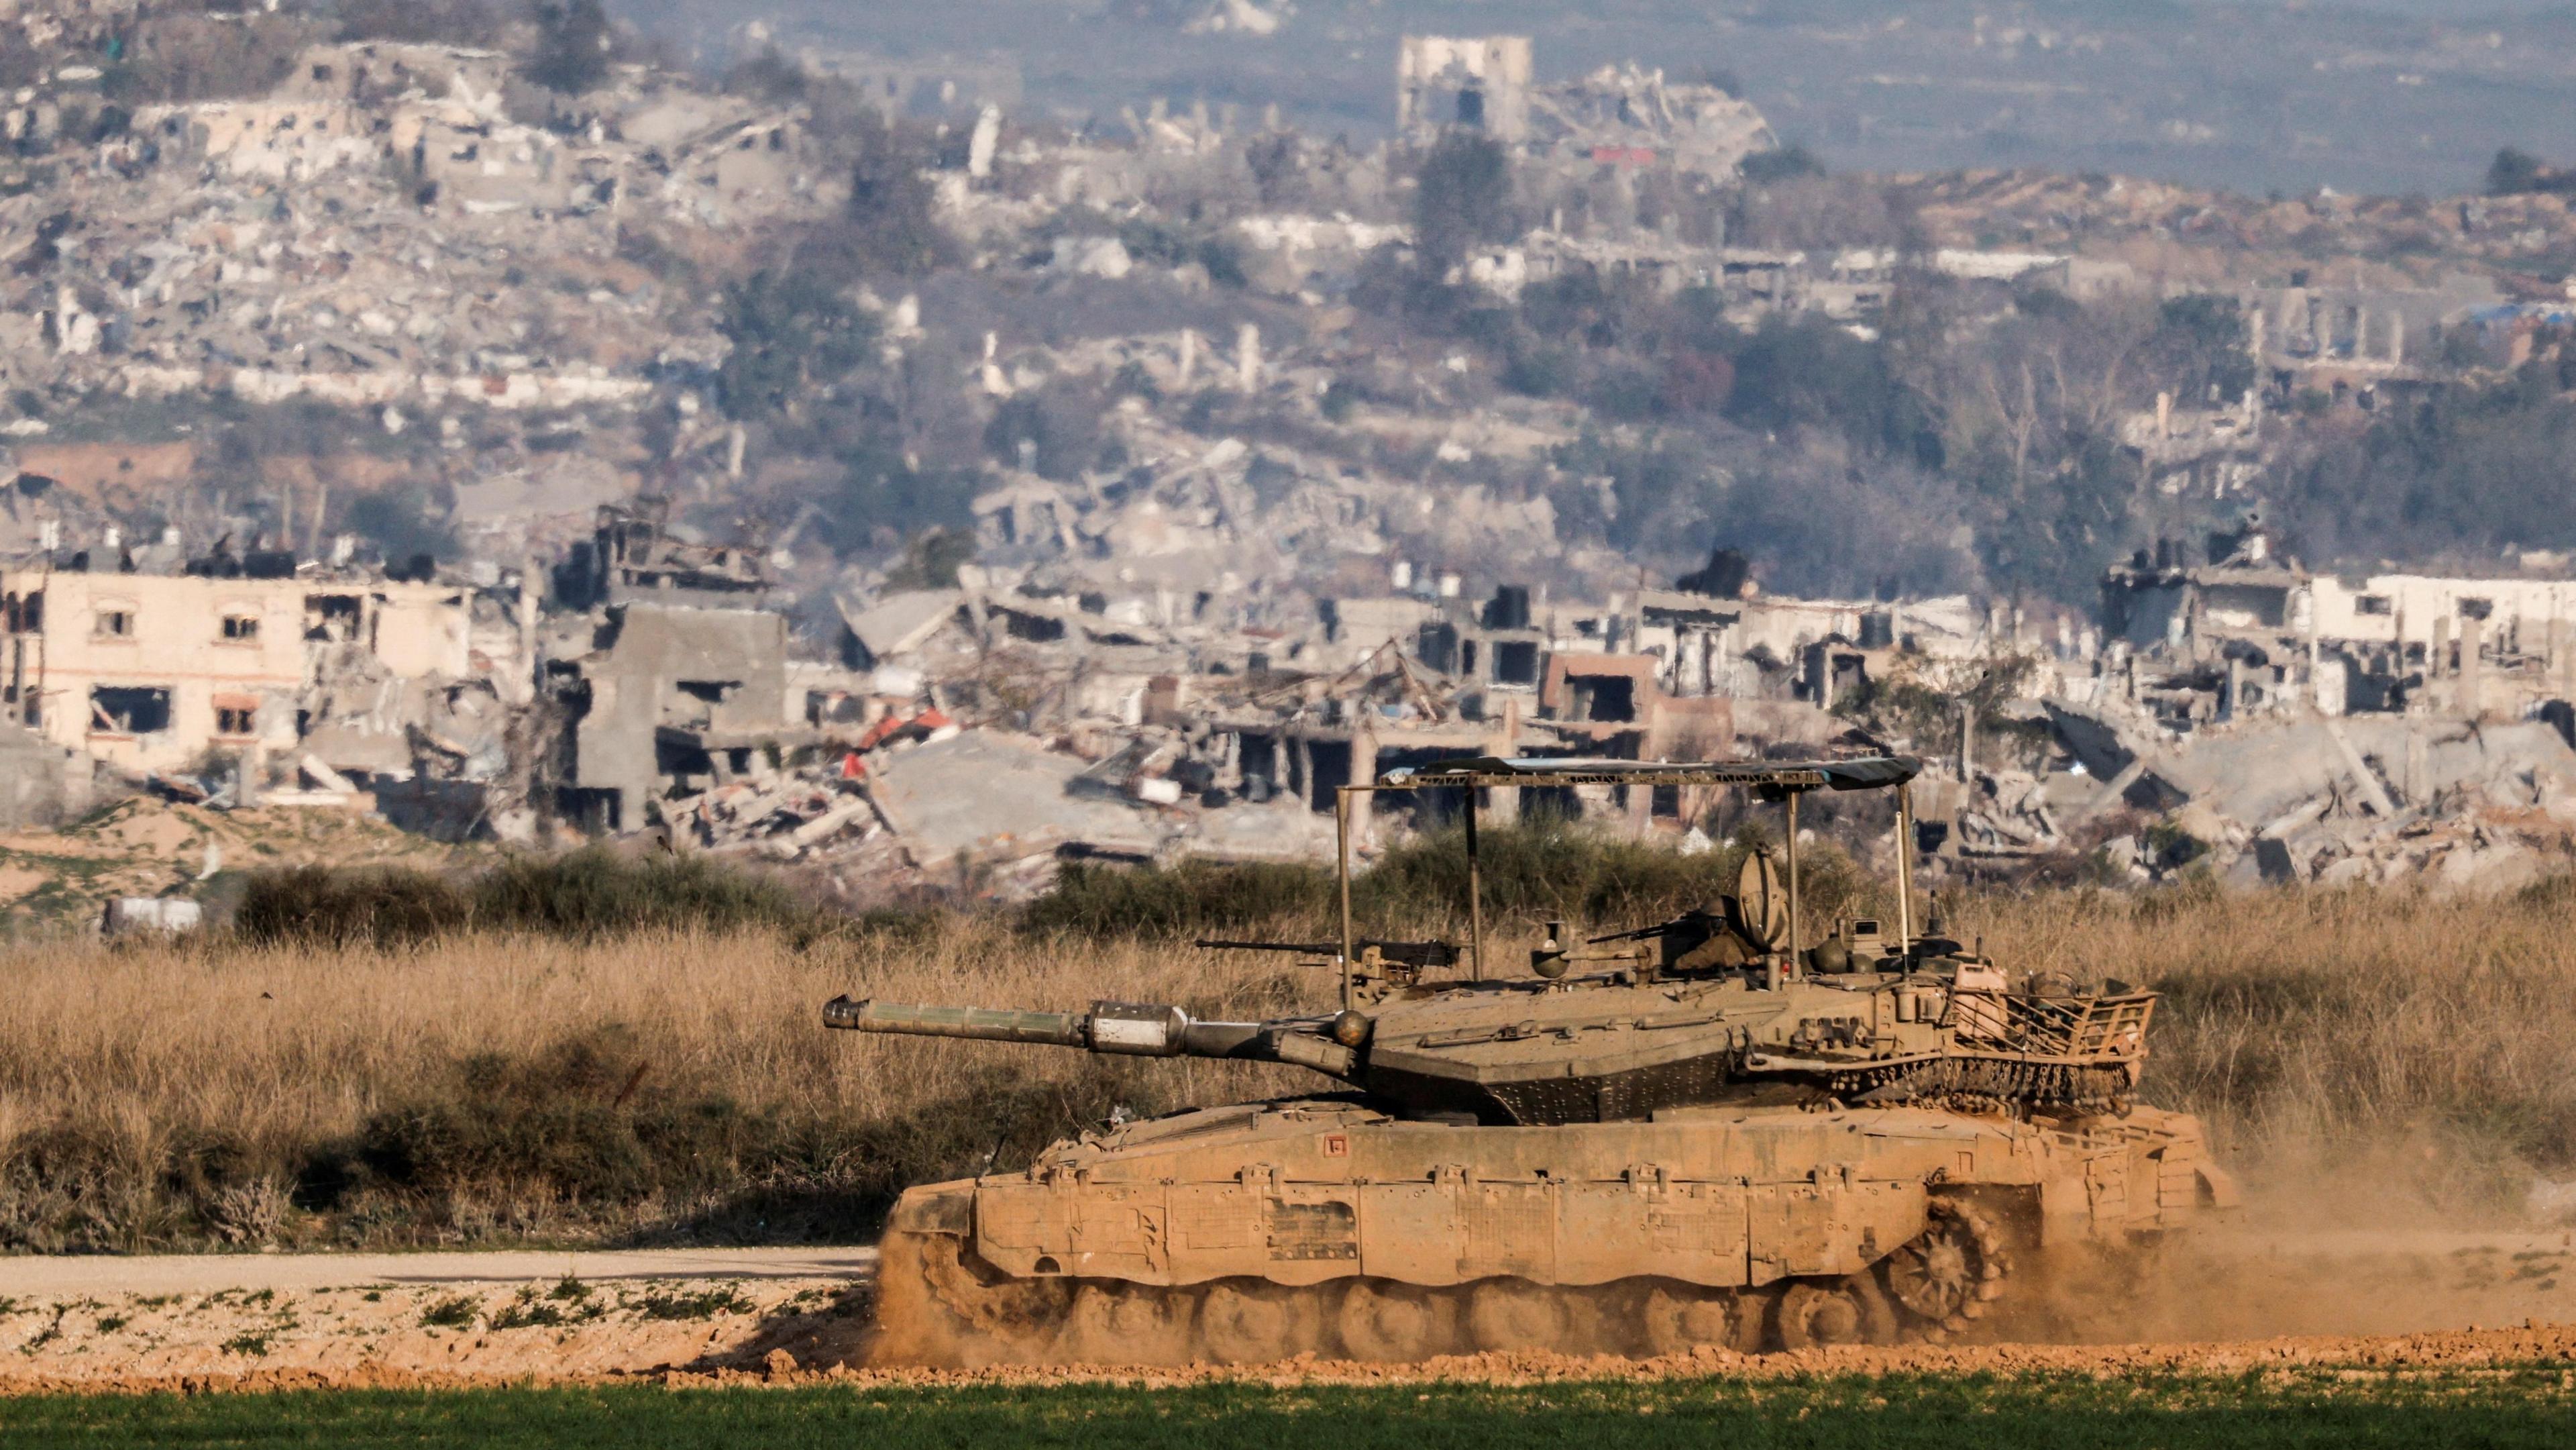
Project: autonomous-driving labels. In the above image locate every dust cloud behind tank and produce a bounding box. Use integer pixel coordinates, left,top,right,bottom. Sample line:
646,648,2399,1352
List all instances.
826,755,2238,1366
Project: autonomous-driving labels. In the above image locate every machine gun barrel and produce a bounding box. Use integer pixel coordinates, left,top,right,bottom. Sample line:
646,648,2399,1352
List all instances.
822,996,1358,1078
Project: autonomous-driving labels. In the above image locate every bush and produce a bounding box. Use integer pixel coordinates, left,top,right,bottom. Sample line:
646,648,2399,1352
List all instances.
1021,818,1884,941
1413,131,1513,273
1022,859,1330,939
233,865,469,949
1741,144,1826,185
468,848,820,940
234,849,829,949
1360,817,1876,931
301,1033,1163,1242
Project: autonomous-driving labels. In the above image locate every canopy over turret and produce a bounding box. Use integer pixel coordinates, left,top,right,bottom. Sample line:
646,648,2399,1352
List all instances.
1336,756,1925,1004
1376,755,1920,793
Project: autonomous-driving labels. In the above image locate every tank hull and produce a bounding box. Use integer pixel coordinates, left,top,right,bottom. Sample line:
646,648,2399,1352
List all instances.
869,1098,2237,1365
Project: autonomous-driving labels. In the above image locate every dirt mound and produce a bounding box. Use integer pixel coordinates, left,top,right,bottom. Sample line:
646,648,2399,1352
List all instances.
0,794,474,926
0,1275,871,1396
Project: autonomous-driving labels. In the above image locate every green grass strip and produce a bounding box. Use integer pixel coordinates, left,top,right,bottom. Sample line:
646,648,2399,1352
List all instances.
3,1369,2574,1449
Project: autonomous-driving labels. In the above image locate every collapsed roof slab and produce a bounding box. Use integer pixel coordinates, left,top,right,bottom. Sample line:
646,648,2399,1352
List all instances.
866,731,1169,862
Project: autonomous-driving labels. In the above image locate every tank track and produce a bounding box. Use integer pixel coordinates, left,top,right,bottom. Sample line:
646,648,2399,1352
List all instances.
869,1201,2017,1366
1835,1057,2136,1113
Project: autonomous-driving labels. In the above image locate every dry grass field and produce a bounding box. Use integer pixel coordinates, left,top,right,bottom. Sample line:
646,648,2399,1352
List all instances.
1,852,2571,1252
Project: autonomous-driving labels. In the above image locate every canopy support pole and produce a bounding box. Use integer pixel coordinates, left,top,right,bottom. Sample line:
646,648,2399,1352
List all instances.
1784,789,1802,968
1336,787,1356,1012
1894,782,1916,957
1464,784,1484,982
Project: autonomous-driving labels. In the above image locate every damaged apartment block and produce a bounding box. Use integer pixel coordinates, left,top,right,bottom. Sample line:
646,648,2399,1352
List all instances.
539,507,878,851
1,550,473,788
2100,517,2576,725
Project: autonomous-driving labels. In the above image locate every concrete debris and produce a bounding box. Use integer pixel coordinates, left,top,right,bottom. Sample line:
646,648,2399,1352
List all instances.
0,17,2569,911
867,730,1168,864
1399,37,1777,181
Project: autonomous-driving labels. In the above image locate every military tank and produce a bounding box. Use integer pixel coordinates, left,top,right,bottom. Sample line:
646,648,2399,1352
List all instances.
829,756,2237,1365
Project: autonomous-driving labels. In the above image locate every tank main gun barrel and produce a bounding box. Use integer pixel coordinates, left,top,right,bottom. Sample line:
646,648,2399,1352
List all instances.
822,999,1088,1045
823,996,1360,1077
1195,939,1462,970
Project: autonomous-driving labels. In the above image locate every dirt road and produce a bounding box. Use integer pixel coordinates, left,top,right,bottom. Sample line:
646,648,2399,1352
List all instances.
0,1230,2567,1395
0,1247,877,1299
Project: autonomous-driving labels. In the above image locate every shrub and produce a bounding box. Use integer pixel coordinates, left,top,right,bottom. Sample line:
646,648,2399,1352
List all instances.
418,1294,479,1329
468,848,821,940
235,849,830,949
233,865,468,949
1022,859,1330,939
288,1029,1165,1243
1021,819,1882,941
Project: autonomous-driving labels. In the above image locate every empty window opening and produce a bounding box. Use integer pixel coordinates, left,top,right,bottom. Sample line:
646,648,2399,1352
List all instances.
676,680,739,704
305,593,363,641
221,613,260,641
2354,595,2393,617
90,686,172,735
1456,88,1485,127
1569,674,1637,723
1493,640,1542,686
215,704,256,736
95,608,135,639
2458,597,2495,621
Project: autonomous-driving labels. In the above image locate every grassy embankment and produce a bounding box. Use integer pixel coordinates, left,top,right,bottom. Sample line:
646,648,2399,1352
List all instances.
1,831,2571,1251
4,1371,2575,1449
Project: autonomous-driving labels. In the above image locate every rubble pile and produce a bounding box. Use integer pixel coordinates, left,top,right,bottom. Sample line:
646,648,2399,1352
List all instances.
2049,705,2576,894
0,19,2572,915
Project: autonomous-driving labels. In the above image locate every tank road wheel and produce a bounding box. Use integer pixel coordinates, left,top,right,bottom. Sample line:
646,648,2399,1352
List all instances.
871,1231,1073,1366
1638,1284,1762,1356
1057,1281,1189,1365
1774,1274,1896,1349
1197,1281,1316,1365
1881,1198,2015,1339
1335,1280,1442,1362
1466,1278,1569,1352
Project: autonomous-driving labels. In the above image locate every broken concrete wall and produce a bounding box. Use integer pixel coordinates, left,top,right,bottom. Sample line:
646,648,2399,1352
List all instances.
1397,35,1534,144
0,721,89,827
559,603,788,831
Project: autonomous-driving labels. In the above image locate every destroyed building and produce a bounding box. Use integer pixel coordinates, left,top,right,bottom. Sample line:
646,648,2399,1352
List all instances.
2101,521,2576,725
4,8,2571,911
0,553,472,776
1,34,826,440
2243,272,2502,405
1635,571,1984,710
543,601,794,835
1396,36,1536,144
554,504,772,609
1397,36,1776,183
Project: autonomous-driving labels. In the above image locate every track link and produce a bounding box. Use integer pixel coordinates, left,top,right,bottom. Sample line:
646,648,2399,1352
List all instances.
871,1224,2017,1365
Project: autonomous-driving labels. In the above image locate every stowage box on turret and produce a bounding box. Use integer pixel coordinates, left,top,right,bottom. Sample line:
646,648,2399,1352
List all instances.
828,756,2237,1365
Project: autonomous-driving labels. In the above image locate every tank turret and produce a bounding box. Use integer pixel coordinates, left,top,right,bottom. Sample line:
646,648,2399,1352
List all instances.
828,945,2151,1124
